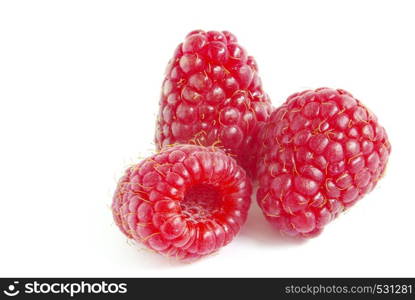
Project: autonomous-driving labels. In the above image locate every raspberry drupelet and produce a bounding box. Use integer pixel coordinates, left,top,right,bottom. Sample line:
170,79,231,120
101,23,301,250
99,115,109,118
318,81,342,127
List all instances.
155,30,272,175
256,88,391,238
112,145,252,260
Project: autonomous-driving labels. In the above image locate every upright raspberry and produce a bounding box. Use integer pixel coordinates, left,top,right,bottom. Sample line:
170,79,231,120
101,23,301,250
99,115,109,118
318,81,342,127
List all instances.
155,30,272,175
112,145,252,260
256,88,391,237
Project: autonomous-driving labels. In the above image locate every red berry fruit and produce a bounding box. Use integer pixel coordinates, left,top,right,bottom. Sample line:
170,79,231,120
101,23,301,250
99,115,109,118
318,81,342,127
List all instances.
256,88,391,238
112,145,252,260
155,30,272,175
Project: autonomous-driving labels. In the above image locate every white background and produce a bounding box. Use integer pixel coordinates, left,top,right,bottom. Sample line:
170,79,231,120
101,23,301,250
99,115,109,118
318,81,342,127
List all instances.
1,0,414,277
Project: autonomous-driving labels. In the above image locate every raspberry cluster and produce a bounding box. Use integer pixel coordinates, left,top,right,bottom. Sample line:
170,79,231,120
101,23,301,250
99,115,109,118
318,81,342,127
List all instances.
112,30,391,260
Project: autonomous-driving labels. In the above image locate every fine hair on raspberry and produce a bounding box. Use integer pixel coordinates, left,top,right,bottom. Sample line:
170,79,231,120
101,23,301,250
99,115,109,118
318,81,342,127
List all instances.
112,145,252,260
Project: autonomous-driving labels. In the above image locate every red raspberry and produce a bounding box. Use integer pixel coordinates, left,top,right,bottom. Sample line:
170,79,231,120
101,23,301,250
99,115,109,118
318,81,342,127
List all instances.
112,145,252,260
256,88,391,238
155,30,272,175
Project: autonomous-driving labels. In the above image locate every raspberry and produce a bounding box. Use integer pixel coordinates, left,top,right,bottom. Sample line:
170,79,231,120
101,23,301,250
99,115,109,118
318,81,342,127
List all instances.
112,145,252,260
256,88,391,238
155,30,272,175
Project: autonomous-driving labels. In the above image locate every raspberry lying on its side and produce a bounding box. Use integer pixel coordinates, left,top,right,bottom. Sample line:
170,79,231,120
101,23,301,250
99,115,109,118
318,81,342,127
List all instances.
112,145,252,260
256,88,391,238
155,30,272,175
